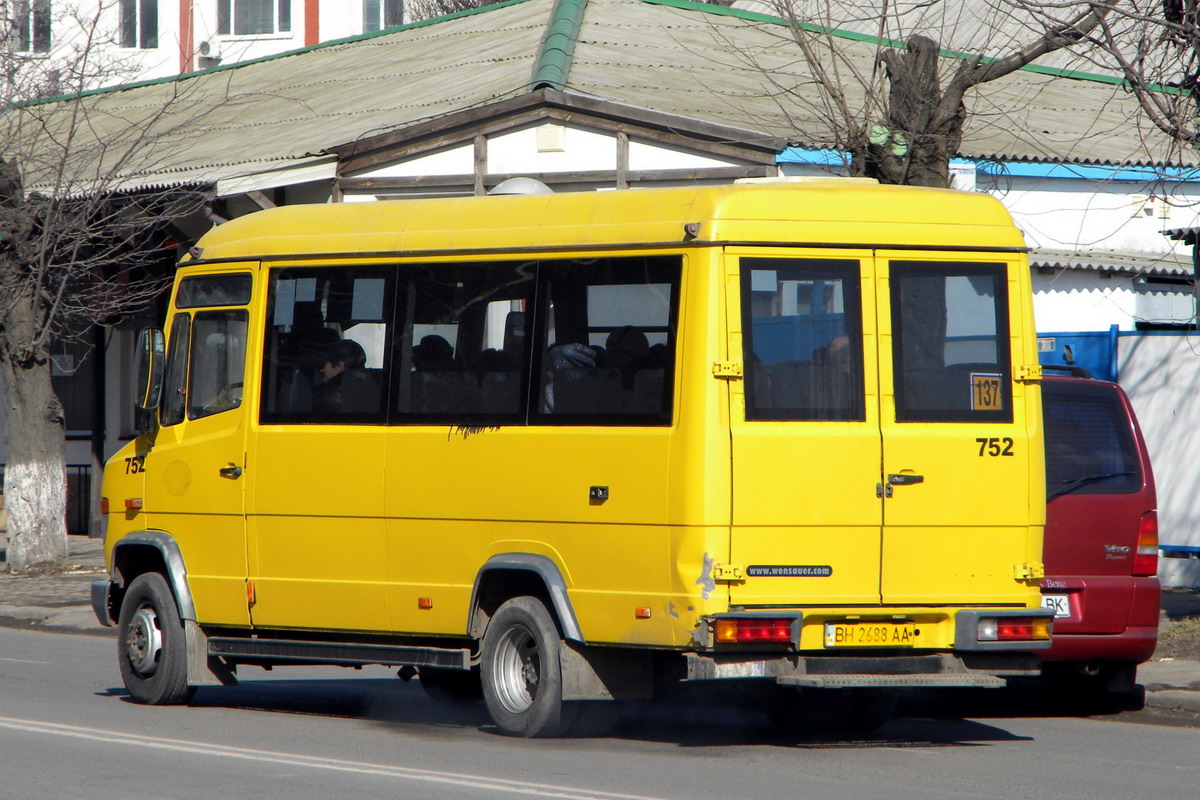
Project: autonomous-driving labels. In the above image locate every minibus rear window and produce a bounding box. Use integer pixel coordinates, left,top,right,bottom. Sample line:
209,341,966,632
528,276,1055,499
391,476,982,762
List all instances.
741,258,865,422
891,262,1012,423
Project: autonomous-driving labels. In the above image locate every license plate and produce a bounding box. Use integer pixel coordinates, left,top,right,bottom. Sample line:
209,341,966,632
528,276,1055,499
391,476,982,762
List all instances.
1042,594,1071,618
824,622,916,648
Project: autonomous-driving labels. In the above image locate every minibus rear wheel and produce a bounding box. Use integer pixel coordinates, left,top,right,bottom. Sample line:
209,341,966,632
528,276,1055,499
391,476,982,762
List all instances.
116,572,195,705
481,596,577,737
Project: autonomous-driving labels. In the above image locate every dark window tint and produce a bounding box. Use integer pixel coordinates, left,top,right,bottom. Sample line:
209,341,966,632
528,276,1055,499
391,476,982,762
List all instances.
393,260,534,423
161,314,191,426
891,262,1012,423
534,256,679,425
741,258,864,422
262,267,391,424
176,274,252,308
258,257,679,428
1043,381,1141,499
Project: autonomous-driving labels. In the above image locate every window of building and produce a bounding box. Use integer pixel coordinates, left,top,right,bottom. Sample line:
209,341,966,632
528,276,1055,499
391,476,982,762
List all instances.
217,0,292,36
11,0,51,53
120,0,158,49
363,0,404,32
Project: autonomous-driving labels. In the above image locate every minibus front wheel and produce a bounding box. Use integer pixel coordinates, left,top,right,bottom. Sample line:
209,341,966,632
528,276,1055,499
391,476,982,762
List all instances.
116,572,195,706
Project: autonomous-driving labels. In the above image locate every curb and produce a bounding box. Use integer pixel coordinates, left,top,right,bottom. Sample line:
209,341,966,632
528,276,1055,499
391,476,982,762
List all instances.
1145,689,1200,713
0,603,114,637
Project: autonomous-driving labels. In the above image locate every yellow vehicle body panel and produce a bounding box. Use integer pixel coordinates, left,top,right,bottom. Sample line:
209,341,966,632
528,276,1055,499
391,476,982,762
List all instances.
101,180,1042,658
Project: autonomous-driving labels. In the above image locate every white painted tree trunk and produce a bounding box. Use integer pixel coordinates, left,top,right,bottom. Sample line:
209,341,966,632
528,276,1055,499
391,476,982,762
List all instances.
2,319,68,572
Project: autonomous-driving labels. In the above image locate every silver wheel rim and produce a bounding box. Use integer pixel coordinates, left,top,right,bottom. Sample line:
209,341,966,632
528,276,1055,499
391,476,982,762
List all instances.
493,624,539,714
125,605,163,676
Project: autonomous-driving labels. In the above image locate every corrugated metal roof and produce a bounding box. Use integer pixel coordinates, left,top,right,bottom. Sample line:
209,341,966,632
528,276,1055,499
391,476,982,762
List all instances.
1031,248,1194,278
14,0,1193,196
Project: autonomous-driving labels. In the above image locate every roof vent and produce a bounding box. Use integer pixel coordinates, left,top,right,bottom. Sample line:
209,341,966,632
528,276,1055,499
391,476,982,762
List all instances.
489,177,553,196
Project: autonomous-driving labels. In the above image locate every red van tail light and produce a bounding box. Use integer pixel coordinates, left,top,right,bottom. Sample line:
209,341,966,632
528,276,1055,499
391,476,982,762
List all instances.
1133,510,1158,576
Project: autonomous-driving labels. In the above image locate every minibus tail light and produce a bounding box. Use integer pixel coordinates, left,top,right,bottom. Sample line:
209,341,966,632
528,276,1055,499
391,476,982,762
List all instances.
1133,510,1158,577
100,497,109,515
977,615,1051,642
714,618,795,645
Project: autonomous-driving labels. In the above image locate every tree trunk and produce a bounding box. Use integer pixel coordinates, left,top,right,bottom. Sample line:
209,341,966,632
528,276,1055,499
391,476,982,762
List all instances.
859,35,965,188
1,296,67,573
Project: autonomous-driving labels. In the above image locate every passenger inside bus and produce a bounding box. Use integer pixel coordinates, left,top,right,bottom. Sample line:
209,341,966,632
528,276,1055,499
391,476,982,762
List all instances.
314,339,380,414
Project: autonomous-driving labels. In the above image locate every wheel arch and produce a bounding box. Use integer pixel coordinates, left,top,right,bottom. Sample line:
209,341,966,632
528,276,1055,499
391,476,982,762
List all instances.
469,553,584,643
110,531,197,622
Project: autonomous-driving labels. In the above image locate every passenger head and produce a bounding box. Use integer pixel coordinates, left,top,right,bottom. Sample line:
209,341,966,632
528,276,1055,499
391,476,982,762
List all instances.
320,339,367,382
413,335,455,371
605,326,649,372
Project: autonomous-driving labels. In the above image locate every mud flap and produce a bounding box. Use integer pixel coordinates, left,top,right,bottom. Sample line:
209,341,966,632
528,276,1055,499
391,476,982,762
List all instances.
559,641,652,701
185,620,238,687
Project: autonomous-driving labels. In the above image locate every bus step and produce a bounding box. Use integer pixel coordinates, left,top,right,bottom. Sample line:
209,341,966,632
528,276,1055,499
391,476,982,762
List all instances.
778,674,1007,689
207,637,471,669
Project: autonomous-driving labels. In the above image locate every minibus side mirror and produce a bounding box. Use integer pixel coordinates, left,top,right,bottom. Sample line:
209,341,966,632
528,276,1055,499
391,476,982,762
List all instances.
134,327,165,435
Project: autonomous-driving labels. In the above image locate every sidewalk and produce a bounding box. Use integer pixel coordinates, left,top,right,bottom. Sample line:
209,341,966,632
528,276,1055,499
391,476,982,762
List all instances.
2,536,1199,714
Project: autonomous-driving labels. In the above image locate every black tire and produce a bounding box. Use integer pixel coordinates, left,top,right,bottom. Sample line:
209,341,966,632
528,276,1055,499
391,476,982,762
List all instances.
117,572,195,705
419,667,484,704
837,692,897,736
480,596,578,737
766,689,851,737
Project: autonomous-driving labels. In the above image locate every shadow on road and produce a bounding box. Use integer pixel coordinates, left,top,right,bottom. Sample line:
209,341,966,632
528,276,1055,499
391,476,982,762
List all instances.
99,673,1039,749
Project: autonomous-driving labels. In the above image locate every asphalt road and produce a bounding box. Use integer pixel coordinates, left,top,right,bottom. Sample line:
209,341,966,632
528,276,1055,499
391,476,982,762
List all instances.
2,627,1198,800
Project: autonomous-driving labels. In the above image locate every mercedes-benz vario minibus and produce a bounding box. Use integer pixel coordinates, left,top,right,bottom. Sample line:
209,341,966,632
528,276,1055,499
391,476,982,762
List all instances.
94,179,1052,737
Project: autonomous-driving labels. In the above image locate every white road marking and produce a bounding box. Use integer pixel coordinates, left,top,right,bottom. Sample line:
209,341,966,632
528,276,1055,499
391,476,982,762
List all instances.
0,715,670,800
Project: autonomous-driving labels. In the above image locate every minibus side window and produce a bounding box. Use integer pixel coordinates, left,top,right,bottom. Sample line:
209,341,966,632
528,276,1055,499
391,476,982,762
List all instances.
392,260,534,423
161,314,191,427
261,267,392,424
741,258,865,422
188,310,249,420
534,256,679,425
890,261,1012,423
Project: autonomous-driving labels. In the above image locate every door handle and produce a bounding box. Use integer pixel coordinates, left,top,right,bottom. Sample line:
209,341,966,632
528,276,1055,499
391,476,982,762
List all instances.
219,465,243,479
887,473,924,486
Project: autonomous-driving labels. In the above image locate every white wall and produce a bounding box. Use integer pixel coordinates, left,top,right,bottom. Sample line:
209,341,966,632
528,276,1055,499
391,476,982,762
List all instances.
33,1,385,86
989,175,1200,256
1117,333,1200,587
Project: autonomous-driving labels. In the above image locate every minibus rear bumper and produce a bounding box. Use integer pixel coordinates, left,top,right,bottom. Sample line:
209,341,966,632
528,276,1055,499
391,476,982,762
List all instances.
682,650,1043,688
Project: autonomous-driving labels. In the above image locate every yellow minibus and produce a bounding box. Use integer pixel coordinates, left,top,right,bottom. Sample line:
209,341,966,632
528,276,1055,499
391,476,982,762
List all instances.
94,178,1051,737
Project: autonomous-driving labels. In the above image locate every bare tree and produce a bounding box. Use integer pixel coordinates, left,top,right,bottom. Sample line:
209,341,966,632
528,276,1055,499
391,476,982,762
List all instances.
729,0,1117,186
405,0,502,23
0,5,201,571
1061,0,1200,150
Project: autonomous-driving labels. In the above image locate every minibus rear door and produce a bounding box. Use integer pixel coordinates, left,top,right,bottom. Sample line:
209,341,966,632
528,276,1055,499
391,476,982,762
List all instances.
727,251,885,607
875,255,1036,607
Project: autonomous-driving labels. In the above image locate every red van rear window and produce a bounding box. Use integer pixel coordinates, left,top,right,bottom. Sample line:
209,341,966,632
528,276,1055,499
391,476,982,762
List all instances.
1043,380,1141,500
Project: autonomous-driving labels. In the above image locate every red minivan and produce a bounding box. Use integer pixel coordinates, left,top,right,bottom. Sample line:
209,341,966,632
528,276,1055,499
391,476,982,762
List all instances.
1039,372,1159,703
